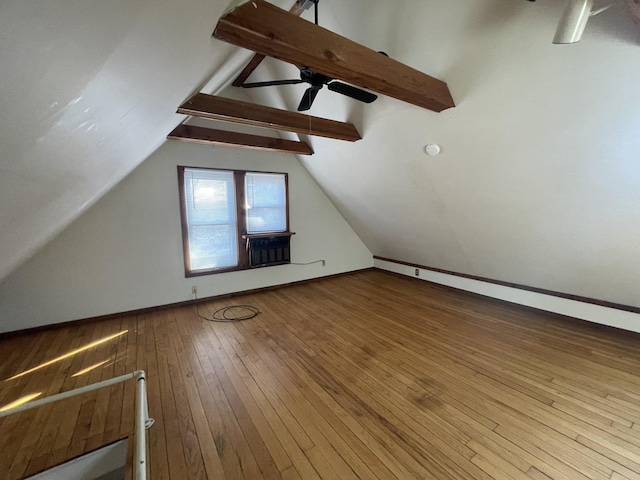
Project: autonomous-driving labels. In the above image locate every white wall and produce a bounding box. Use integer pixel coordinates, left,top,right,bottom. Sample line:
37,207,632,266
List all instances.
246,0,640,309
0,141,372,333
375,258,640,334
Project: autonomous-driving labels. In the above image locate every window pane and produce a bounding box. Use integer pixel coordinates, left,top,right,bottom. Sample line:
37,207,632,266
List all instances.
184,168,238,270
245,173,287,233
189,225,237,270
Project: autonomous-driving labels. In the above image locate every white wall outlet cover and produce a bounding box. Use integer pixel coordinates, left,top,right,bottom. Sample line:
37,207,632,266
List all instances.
425,144,441,156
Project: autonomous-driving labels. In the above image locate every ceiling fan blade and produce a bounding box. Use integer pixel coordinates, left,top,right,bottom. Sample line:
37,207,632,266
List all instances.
327,82,378,103
241,79,305,88
297,86,322,111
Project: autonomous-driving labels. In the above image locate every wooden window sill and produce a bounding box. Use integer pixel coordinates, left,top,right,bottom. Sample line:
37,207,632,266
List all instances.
242,232,295,239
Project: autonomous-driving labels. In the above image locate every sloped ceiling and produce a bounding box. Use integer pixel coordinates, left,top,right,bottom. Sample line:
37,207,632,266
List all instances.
2,0,640,307
238,0,640,308
0,0,261,282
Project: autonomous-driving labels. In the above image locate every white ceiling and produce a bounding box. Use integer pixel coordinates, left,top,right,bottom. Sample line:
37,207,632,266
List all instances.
1,0,640,307
0,0,254,282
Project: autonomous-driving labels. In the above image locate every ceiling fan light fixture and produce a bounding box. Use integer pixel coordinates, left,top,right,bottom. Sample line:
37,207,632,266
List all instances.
553,0,595,44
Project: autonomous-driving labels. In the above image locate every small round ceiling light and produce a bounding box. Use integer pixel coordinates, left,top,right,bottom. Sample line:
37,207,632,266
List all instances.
425,144,441,156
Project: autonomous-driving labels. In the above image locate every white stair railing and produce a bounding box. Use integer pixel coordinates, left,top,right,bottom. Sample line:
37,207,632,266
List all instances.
0,370,154,480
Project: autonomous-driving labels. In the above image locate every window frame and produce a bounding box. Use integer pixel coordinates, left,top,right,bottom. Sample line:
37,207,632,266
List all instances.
177,166,290,277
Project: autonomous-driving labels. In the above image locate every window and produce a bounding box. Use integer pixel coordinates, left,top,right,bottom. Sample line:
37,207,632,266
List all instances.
245,172,287,234
178,167,291,276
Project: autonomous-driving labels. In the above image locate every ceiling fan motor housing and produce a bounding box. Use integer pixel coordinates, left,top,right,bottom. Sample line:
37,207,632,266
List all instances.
299,67,333,86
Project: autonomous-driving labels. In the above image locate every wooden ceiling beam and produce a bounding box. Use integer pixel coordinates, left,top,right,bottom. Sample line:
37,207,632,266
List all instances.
214,0,455,113
167,124,313,155
232,0,309,86
178,93,361,142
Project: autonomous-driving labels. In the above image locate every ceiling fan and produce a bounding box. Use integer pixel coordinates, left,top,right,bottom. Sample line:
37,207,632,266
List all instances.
527,0,640,43
240,66,377,111
237,0,378,111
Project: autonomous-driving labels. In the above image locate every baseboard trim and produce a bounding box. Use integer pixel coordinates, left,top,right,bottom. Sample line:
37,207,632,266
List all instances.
0,268,374,339
374,256,640,334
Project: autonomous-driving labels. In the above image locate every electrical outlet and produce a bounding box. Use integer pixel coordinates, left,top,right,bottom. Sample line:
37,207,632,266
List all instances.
415,268,420,277
191,285,197,295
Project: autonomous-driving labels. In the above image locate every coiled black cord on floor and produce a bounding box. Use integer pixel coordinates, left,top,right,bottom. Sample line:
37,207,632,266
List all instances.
194,294,260,323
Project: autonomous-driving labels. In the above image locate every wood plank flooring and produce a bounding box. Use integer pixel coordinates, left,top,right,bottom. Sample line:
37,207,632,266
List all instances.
1,269,640,479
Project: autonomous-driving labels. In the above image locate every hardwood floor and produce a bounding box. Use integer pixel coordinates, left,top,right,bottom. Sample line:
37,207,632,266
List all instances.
1,269,640,479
